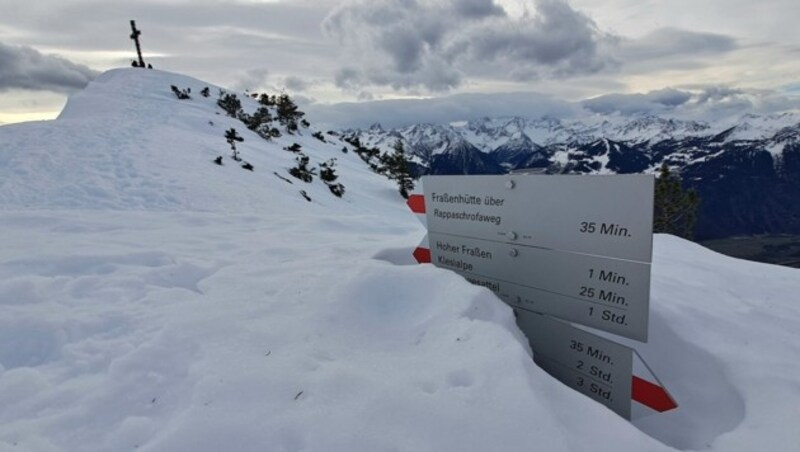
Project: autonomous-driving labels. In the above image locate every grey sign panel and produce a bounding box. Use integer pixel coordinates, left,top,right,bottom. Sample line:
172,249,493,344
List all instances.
515,310,634,419
460,271,647,342
421,175,654,263
428,231,650,341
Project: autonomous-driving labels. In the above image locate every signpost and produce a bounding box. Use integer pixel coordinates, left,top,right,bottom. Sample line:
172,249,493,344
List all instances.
409,174,677,419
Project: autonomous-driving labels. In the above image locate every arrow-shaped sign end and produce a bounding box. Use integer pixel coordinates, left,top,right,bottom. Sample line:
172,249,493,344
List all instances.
413,247,432,264
407,194,426,214
632,376,678,412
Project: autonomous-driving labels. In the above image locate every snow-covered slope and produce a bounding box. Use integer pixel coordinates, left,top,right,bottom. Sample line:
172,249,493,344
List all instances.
719,112,800,142
1,69,799,452
1,69,398,214
350,113,800,163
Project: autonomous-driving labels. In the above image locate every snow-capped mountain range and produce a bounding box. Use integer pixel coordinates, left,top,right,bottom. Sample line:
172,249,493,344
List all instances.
345,113,800,240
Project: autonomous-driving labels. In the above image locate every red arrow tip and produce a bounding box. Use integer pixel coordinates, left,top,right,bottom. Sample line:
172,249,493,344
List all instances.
413,247,431,264
632,376,678,412
407,195,426,214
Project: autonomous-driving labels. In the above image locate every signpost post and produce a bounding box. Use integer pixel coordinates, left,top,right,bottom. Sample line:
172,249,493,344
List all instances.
408,174,676,419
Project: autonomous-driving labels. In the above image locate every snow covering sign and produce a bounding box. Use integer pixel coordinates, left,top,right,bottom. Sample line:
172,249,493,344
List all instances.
410,174,674,419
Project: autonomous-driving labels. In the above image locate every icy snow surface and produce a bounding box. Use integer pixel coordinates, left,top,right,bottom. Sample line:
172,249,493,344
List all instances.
1,69,799,452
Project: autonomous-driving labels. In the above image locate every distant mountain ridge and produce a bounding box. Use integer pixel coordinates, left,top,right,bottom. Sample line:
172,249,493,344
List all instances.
343,113,800,240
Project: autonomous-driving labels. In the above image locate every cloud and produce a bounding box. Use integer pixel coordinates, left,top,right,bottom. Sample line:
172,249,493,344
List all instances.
323,0,617,92
783,83,800,95
303,82,800,130
623,28,737,61
617,28,738,73
233,68,270,91
694,86,745,104
583,88,693,115
334,68,363,91
581,85,800,121
0,0,332,51
0,0,340,95
681,86,800,120
453,0,506,18
284,76,310,92
302,90,581,129
0,41,99,93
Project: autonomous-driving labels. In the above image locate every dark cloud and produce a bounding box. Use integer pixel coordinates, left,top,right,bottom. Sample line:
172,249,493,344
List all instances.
0,0,330,50
284,76,310,92
305,83,800,130
334,68,364,91
783,83,800,95
453,0,506,18
233,68,269,92
580,85,800,121
681,86,776,119
0,0,338,92
582,88,693,115
694,86,745,104
754,93,800,114
323,0,617,92
357,91,375,101
453,0,616,78
379,26,426,73
302,91,581,129
621,27,737,62
0,41,99,93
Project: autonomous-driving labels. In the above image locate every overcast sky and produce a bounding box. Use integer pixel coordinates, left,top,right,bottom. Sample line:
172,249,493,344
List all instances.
1,0,799,126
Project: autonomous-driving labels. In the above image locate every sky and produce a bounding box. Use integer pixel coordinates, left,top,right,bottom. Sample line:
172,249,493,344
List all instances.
1,0,799,127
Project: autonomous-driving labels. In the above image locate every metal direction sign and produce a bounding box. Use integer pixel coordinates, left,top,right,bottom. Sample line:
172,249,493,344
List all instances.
426,231,651,341
421,174,654,263
408,174,676,419
515,309,634,419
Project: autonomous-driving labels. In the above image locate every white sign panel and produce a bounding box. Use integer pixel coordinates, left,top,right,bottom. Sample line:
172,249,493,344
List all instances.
421,175,654,263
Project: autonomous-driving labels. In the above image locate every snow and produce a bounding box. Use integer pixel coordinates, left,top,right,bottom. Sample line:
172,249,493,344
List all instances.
552,148,572,166
358,112,800,162
594,139,612,174
764,143,787,159
2,68,800,451
720,112,800,142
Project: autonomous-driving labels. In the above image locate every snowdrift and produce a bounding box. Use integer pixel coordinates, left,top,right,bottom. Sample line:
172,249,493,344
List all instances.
0,69,798,452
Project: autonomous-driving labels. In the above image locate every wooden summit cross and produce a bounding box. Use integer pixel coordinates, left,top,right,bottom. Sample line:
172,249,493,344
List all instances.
129,20,146,68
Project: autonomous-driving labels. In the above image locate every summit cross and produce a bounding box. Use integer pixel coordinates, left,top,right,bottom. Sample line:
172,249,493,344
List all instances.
129,20,146,68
